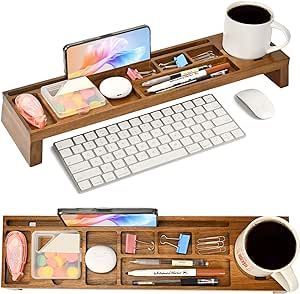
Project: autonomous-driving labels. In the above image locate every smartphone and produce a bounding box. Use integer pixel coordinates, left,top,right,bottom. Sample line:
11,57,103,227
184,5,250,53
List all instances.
58,208,158,227
64,25,151,79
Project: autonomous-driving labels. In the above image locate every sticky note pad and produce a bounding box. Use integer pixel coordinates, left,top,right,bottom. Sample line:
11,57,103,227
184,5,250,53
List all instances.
174,54,188,68
177,234,190,254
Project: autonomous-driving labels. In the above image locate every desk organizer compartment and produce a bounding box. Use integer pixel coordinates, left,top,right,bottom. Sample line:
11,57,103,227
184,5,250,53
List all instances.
85,231,118,285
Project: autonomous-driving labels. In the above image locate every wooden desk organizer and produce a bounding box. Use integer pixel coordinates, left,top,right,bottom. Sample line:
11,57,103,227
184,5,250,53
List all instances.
2,215,284,291
1,33,289,166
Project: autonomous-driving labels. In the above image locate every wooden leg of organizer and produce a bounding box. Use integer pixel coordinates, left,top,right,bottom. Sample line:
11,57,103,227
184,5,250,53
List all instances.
265,61,289,88
1,98,43,166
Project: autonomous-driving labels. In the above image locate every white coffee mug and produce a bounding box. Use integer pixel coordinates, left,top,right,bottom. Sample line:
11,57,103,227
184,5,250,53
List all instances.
223,1,291,59
235,216,299,292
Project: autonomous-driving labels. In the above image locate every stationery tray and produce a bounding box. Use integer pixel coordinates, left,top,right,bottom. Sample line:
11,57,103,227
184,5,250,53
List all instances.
2,215,285,291
1,33,289,166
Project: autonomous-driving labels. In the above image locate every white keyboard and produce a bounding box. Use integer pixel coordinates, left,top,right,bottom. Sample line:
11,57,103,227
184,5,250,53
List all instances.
54,94,245,192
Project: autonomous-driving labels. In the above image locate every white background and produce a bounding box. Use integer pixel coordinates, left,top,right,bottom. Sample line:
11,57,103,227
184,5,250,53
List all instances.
0,0,299,293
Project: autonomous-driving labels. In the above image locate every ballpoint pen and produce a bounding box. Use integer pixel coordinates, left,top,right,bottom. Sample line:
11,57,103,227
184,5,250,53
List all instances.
156,69,228,93
126,268,226,277
132,278,219,286
146,63,230,93
130,258,208,267
142,65,211,87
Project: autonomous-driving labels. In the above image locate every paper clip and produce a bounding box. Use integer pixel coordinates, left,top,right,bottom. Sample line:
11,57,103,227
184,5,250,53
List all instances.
196,235,226,255
125,234,155,254
127,68,156,81
192,50,218,62
160,234,190,255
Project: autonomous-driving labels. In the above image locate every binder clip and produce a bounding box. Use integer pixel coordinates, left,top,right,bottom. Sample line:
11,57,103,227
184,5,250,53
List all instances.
196,235,226,255
125,234,155,254
160,233,190,255
158,54,188,70
127,68,156,81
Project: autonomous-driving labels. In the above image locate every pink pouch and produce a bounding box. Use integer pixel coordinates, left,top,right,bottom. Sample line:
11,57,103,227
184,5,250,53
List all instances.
5,231,28,281
15,93,47,129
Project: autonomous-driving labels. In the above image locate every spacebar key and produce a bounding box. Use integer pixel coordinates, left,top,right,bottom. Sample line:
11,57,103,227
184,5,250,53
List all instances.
129,148,188,173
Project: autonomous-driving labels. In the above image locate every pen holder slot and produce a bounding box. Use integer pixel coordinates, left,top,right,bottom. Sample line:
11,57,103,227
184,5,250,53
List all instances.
4,230,32,285
85,232,118,285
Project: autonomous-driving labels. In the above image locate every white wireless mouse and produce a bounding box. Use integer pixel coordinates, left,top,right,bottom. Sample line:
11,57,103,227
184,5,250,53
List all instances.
99,76,132,99
235,89,275,119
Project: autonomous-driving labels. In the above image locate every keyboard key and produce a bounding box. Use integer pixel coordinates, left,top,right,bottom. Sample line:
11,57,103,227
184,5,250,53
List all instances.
95,137,108,147
60,148,72,158
212,115,232,126
84,131,97,141
180,128,193,137
193,97,205,106
161,116,174,125
118,130,130,139
113,149,126,159
130,148,188,173
83,141,96,150
102,153,114,163
191,124,204,133
118,121,131,130
96,128,108,137
172,121,185,131
115,167,131,178
221,132,234,142
194,106,205,115
73,135,86,145
161,125,174,134
91,176,104,187
161,107,174,116
112,159,126,169
204,111,217,120
203,94,215,103
107,124,120,133
183,101,194,109
71,144,84,154
56,139,74,150
211,136,223,145
106,143,118,153
182,109,194,118
136,142,149,152
140,114,153,123
69,161,91,174
78,180,92,191
180,137,193,146
124,155,137,165
147,148,160,158
136,151,149,161
232,129,244,138
65,154,83,166
140,123,153,132
94,147,107,157
172,104,184,113
74,167,101,182
204,101,220,111
128,135,141,145
202,130,214,139
183,118,195,127
129,117,142,126
158,134,172,145
151,120,163,128
103,172,116,183
125,145,138,155
158,144,172,154
107,134,119,143
129,126,141,136
140,132,152,141
148,138,160,148
169,140,183,150
214,108,227,117
150,128,163,138
117,139,130,149
200,139,213,149
82,150,95,160
170,131,182,141
186,143,202,154
191,133,204,143
172,113,185,122
194,114,206,124
202,121,214,130
90,157,103,167
101,163,114,173
151,110,163,120
213,122,238,135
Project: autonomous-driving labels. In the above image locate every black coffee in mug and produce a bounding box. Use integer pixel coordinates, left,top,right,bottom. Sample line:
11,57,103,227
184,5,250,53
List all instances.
246,221,297,270
228,4,271,25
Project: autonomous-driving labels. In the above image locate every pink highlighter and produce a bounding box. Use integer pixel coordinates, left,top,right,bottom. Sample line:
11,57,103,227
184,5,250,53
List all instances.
5,231,28,281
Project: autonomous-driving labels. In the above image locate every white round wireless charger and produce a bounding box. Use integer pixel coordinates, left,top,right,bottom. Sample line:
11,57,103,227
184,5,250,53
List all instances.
99,76,132,99
85,245,117,273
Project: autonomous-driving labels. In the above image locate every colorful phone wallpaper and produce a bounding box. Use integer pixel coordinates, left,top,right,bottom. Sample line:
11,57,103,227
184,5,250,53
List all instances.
66,27,150,79
61,214,157,227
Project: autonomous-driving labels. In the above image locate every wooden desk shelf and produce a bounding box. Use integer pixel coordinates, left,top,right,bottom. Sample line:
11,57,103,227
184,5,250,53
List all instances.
1,33,289,166
1,215,285,291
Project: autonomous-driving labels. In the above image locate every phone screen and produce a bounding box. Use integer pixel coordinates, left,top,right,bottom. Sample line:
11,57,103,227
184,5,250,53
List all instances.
58,208,157,227
65,26,151,79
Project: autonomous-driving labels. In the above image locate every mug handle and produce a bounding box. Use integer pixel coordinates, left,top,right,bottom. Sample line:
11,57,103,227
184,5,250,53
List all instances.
271,267,298,292
266,21,291,54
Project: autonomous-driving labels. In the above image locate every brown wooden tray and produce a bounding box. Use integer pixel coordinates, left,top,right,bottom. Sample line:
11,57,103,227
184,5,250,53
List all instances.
1,33,289,166
2,215,285,291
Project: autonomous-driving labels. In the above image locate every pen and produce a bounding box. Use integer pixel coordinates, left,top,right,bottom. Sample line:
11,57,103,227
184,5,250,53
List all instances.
156,69,228,93
132,278,219,286
130,259,208,267
147,63,230,93
126,268,226,277
142,65,211,87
